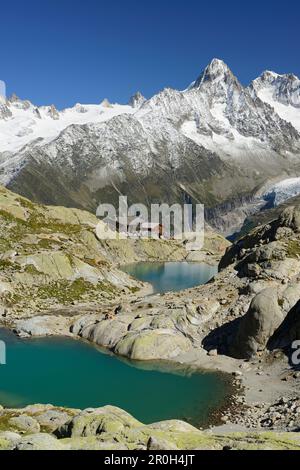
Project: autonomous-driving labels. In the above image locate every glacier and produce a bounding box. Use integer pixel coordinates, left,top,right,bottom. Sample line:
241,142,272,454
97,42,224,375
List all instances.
263,177,300,207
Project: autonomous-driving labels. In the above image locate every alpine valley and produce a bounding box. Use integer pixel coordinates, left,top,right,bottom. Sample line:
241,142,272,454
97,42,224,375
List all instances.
2,60,300,452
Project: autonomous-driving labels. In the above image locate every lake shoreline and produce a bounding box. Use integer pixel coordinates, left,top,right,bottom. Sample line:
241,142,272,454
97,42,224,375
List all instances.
1,320,296,435
1,257,299,437
0,326,234,429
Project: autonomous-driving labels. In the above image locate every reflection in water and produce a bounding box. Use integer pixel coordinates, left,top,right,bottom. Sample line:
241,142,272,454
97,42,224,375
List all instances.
122,262,218,294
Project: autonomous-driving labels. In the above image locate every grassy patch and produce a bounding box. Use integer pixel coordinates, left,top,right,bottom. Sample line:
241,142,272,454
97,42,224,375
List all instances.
24,264,43,275
36,278,116,304
37,238,58,249
287,240,300,258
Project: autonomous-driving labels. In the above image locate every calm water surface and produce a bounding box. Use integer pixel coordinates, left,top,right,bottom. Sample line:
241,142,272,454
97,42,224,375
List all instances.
0,262,228,426
0,329,229,426
122,261,218,294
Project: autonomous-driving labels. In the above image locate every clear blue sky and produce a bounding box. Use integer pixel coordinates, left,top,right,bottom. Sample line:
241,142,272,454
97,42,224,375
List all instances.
1,0,299,108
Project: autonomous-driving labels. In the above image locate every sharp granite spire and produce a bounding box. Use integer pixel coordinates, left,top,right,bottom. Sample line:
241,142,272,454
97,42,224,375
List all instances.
192,58,237,89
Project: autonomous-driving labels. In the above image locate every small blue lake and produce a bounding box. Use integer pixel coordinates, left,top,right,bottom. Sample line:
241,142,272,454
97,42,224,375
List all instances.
121,261,218,294
0,329,229,427
0,262,229,427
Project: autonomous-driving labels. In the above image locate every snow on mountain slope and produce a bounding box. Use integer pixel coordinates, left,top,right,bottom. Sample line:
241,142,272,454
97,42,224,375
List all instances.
250,71,300,131
1,58,300,212
177,60,300,161
1,58,299,161
0,96,134,154
263,177,300,207
137,59,299,159
181,119,268,161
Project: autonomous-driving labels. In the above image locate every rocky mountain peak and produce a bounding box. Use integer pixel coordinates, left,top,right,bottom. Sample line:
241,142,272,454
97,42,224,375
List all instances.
8,93,33,111
260,70,279,83
101,98,113,108
47,104,60,120
251,70,300,109
129,91,146,109
192,58,237,89
8,93,21,103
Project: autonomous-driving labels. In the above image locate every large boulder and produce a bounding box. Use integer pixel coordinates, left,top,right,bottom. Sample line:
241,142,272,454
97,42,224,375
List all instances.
80,315,135,349
147,436,178,450
57,406,141,438
114,329,192,361
231,288,283,359
14,315,71,338
35,409,74,432
278,206,300,233
8,415,40,434
14,433,66,450
279,282,300,314
269,300,300,350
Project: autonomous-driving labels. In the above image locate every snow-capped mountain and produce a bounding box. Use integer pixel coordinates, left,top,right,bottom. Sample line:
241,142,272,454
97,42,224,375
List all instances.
1,59,300,223
129,92,146,109
0,95,135,156
250,71,300,131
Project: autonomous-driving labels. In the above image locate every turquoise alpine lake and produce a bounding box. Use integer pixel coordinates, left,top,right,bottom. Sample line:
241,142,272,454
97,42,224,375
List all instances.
121,261,218,294
0,328,229,427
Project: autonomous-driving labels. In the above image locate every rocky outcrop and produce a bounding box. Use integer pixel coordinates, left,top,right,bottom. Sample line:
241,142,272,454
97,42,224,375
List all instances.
269,300,300,351
8,415,41,434
129,92,146,109
1,404,300,450
230,289,283,359
0,186,141,319
220,206,300,271
71,306,194,360
215,205,300,358
114,329,192,361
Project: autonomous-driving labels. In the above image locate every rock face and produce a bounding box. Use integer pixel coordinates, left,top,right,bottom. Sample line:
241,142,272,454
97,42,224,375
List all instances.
231,289,283,359
219,206,300,271
215,204,300,358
